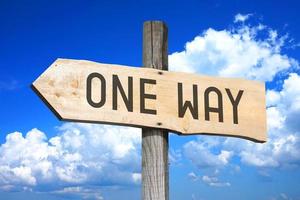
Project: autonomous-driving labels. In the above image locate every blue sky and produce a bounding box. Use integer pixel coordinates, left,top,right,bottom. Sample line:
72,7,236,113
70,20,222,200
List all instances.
1,0,300,200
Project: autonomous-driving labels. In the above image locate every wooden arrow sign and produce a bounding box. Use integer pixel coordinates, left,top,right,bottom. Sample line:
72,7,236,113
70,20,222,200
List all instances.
32,58,267,142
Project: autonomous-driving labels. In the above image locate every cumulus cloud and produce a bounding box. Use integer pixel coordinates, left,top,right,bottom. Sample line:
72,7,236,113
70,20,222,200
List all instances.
183,138,233,168
0,123,141,195
169,18,297,81
235,73,300,168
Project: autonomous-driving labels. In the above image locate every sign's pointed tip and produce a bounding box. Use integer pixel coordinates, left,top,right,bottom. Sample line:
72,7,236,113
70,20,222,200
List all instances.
30,82,63,121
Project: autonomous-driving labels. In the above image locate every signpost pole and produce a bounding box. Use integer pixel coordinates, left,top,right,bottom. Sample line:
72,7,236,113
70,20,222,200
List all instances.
142,21,169,200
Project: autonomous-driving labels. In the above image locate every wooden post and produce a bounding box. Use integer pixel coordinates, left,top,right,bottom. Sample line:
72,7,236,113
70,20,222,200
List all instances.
142,21,169,200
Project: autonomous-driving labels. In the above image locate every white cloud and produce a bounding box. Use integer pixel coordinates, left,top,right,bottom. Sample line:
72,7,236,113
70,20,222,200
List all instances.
240,150,279,167
169,148,182,165
280,73,300,131
202,175,230,187
132,173,141,184
267,106,285,130
169,21,297,81
0,123,141,193
187,170,230,187
234,13,252,23
266,90,281,107
53,186,104,200
183,138,233,168
237,73,300,168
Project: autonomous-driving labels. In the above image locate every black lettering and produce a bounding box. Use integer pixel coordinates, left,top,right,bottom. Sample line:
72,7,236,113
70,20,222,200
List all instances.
112,75,133,112
178,83,198,119
140,78,157,115
225,89,244,124
86,73,106,108
204,87,223,122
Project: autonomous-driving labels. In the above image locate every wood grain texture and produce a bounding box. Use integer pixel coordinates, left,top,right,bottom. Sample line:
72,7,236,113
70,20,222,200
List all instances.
31,57,266,142
142,21,169,200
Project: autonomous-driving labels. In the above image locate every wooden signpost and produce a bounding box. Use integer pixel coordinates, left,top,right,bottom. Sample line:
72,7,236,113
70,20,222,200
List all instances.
32,21,267,200
32,58,266,142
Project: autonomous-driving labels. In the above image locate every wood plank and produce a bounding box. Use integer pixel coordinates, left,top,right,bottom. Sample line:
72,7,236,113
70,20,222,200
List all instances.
32,57,267,142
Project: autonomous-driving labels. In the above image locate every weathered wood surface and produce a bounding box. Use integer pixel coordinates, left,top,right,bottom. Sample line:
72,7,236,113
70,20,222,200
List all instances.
142,21,169,200
32,56,266,142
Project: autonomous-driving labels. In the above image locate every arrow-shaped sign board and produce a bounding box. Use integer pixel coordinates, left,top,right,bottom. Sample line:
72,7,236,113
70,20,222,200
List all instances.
32,58,267,142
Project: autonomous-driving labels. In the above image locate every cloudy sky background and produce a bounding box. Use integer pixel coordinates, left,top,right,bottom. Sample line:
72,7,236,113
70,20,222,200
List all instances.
1,1,300,200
